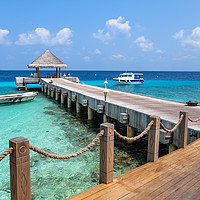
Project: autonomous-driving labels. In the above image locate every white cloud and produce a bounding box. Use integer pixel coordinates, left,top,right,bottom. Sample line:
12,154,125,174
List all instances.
111,54,125,59
106,16,131,37
173,30,184,39
94,49,101,55
174,26,200,48
51,28,72,45
83,56,91,62
16,28,72,46
156,49,165,54
92,16,131,43
0,29,11,45
134,36,153,52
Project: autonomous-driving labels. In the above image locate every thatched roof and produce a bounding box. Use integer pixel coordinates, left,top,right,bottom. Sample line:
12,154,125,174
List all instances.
28,50,68,68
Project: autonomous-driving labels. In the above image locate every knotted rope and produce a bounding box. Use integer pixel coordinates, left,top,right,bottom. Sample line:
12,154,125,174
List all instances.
114,120,154,142
0,147,13,162
29,130,104,159
188,117,200,122
160,114,184,133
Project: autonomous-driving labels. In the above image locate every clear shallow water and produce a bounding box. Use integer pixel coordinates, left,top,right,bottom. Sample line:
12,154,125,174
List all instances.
0,71,200,199
0,82,145,200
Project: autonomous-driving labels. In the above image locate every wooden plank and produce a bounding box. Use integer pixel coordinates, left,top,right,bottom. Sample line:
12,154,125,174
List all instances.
68,139,200,200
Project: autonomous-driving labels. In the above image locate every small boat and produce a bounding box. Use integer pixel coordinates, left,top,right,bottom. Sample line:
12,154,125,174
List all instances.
186,101,199,106
113,72,144,84
0,92,38,104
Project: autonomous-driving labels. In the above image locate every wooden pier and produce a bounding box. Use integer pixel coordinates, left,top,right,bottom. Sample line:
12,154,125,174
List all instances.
16,77,39,90
40,78,200,147
68,138,200,200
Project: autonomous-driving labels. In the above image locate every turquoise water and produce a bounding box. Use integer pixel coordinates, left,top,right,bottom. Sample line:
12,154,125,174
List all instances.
82,80,200,102
0,82,145,199
0,75,200,199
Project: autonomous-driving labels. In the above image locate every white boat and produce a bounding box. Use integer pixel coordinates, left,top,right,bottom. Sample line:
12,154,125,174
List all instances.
113,72,144,84
0,92,38,104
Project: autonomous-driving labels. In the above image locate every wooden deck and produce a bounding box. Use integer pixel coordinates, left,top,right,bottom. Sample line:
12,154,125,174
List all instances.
68,138,200,200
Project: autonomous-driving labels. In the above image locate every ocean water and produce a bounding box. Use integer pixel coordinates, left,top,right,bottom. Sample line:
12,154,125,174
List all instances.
0,70,200,199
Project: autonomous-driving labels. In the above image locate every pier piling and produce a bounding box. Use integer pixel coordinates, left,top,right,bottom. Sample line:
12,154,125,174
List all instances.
88,107,93,120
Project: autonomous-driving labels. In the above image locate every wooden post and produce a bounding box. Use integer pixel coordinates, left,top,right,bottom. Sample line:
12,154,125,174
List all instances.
57,89,61,102
67,96,72,108
147,116,160,162
55,89,59,100
56,68,58,78
9,137,31,200
100,123,114,184
37,67,40,78
59,68,61,78
61,94,64,104
178,111,188,148
103,114,109,123
47,86,49,96
76,102,81,113
88,107,93,120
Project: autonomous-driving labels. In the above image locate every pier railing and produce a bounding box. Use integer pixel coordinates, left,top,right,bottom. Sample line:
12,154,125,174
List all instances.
0,112,199,199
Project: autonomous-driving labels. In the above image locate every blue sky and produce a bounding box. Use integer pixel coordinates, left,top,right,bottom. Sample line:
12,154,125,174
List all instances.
0,0,200,71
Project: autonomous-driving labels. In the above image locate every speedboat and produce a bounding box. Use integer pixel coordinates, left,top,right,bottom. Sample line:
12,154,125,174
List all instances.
0,92,38,104
113,72,144,84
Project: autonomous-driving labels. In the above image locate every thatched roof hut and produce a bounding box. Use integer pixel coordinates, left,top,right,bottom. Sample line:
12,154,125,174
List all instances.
28,50,68,78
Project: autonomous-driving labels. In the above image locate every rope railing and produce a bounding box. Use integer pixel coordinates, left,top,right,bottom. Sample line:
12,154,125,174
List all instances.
29,130,104,159
114,120,154,142
188,117,200,122
160,114,184,133
0,147,13,162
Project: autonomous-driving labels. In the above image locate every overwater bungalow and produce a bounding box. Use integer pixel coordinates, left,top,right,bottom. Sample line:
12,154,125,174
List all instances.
28,50,68,78
16,50,69,90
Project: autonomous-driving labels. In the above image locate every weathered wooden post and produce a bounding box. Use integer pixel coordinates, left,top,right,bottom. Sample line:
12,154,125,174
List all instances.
178,111,188,148
147,116,160,162
44,85,47,94
88,107,93,120
57,89,61,102
67,96,72,108
103,114,109,123
61,93,64,104
100,123,114,184
76,102,81,113
9,137,31,200
47,86,50,96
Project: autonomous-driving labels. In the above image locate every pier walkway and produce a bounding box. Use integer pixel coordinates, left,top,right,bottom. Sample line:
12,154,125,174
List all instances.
69,138,200,200
40,78,200,145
